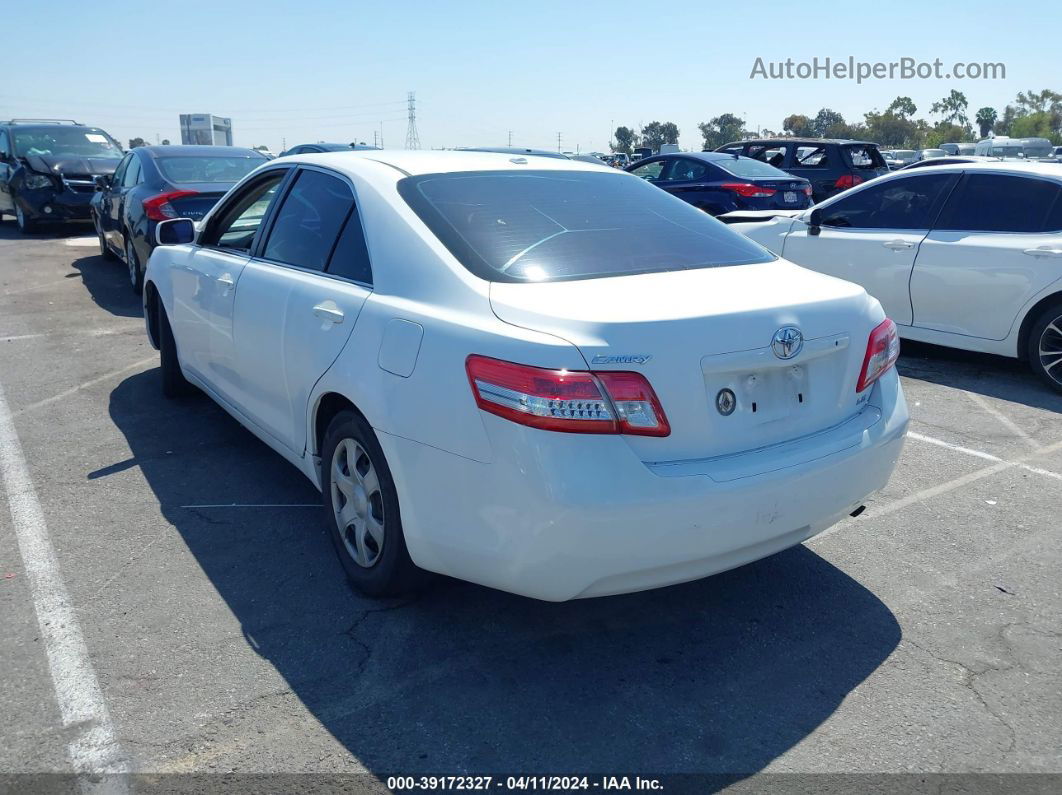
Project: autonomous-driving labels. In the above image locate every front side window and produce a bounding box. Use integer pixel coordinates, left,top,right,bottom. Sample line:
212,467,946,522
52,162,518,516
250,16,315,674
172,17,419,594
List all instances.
398,170,774,283
935,174,1060,233
12,126,123,159
262,169,354,271
111,154,131,186
820,173,957,230
207,171,287,251
747,145,786,167
629,160,666,181
0,131,10,158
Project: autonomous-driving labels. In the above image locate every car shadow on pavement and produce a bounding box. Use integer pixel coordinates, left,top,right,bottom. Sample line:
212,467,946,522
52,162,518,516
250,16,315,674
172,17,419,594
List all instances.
898,341,1062,413
107,368,901,782
69,253,141,319
0,221,90,241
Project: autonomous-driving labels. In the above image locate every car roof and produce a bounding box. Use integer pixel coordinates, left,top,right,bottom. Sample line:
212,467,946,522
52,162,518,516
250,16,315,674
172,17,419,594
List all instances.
138,145,265,158
724,138,879,147
455,146,571,160
275,149,622,177
870,160,1062,181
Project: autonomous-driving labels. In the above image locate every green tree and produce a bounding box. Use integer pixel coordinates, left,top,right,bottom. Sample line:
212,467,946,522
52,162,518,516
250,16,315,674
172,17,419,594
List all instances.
782,114,814,137
612,126,639,154
812,108,845,137
930,90,969,127
128,137,147,149
886,96,917,119
698,113,745,150
1010,112,1059,142
974,107,997,138
863,110,921,148
640,121,680,152
924,123,970,148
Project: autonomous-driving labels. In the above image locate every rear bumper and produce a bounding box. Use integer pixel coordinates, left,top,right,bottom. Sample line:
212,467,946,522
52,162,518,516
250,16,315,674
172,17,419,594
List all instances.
380,369,908,601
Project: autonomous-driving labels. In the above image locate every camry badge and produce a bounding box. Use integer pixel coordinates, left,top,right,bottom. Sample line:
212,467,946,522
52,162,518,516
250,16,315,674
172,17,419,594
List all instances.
771,327,804,360
591,354,652,365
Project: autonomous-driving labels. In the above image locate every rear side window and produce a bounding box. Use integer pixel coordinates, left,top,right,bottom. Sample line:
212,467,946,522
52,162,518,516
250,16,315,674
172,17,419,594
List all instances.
121,157,141,187
263,169,354,271
747,145,786,167
326,207,373,284
794,146,830,168
845,145,886,170
665,158,709,181
820,173,957,230
398,170,773,283
629,160,666,180
935,174,1061,233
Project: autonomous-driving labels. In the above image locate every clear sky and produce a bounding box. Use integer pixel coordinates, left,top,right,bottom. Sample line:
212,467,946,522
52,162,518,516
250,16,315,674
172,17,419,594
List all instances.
1,0,1055,154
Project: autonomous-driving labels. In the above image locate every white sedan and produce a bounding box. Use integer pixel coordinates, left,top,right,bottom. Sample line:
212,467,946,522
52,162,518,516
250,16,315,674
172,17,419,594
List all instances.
143,151,908,601
723,162,1062,391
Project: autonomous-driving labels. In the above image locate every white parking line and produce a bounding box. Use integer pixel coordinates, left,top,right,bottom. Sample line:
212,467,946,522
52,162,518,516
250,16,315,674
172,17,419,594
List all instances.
963,391,1040,450
909,431,1062,481
0,377,131,788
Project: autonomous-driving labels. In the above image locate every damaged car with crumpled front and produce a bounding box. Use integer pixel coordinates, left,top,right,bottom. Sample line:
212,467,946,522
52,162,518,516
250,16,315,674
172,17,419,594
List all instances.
0,119,124,234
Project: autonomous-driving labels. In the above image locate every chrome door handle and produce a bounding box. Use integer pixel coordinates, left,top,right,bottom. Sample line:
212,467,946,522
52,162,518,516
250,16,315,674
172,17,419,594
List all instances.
216,273,235,288
313,302,345,324
1023,247,1062,258
883,240,913,250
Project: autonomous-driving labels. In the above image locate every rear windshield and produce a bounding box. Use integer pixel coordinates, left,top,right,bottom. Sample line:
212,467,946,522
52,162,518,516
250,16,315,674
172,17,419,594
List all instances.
846,144,887,169
398,170,774,283
156,156,265,183
717,157,792,179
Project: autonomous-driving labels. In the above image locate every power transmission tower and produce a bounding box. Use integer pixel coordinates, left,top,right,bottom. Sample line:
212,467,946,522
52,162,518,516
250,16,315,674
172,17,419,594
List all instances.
508,130,512,146
405,91,421,150
557,131,562,152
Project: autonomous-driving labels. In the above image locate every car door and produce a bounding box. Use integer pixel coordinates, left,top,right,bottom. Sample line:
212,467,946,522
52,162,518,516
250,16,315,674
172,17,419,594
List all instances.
99,154,130,247
786,144,837,200
0,130,14,214
228,166,372,454
780,172,959,326
108,154,141,249
173,168,290,391
911,172,1062,339
655,157,714,207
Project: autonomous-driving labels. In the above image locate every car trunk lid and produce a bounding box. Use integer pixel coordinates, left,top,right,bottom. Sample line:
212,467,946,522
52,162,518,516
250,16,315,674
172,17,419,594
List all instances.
490,261,881,463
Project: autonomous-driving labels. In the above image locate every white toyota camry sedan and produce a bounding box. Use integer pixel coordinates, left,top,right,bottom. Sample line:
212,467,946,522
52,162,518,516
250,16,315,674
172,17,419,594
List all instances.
143,151,908,601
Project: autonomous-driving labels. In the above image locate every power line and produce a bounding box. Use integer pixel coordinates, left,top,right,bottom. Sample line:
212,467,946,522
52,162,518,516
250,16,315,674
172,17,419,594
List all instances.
405,91,421,150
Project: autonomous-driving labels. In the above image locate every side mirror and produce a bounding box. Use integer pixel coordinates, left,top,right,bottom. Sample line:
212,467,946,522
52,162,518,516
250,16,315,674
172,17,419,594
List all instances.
808,208,822,236
94,174,111,191
155,218,195,246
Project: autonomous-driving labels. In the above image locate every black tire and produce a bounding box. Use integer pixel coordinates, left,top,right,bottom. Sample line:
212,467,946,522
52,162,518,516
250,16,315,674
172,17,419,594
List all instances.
125,233,143,295
320,410,424,597
94,213,115,261
157,299,194,398
1027,301,1062,393
15,202,36,234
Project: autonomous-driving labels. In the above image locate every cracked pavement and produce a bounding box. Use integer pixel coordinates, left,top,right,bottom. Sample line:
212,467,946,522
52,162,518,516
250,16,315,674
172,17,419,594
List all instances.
1,225,1060,784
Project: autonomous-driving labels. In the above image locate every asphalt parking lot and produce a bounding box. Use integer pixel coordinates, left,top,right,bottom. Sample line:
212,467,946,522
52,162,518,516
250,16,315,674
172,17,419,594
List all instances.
1,223,1060,789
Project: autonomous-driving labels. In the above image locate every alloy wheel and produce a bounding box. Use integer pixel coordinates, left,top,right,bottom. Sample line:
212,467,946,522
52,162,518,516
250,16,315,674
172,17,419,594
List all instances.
16,205,27,231
330,438,386,568
1038,315,1062,387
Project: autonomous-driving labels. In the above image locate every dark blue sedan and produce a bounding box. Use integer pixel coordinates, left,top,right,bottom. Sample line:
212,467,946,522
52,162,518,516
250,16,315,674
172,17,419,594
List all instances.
90,145,267,293
625,152,812,216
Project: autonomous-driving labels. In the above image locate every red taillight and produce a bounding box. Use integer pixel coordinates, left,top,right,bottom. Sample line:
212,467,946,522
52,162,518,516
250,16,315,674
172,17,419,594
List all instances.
466,355,670,437
803,185,813,196
834,174,864,190
143,190,198,221
857,318,900,392
719,182,777,198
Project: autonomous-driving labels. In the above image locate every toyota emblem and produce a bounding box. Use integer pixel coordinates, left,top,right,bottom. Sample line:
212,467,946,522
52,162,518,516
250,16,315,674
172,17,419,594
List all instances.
771,327,804,359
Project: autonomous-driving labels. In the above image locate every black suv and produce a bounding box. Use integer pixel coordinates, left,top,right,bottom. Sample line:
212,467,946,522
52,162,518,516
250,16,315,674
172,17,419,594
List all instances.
715,138,889,202
0,119,124,233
